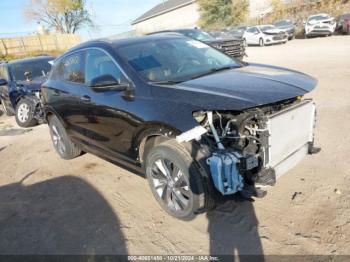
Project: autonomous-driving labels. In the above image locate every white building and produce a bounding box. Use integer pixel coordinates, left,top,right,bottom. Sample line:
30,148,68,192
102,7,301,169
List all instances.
131,0,273,34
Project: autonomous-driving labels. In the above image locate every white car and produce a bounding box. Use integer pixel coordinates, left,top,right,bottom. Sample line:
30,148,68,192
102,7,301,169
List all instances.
243,25,288,47
305,13,336,37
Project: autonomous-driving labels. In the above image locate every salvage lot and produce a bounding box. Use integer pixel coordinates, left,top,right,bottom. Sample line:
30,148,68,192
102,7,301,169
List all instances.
0,36,350,255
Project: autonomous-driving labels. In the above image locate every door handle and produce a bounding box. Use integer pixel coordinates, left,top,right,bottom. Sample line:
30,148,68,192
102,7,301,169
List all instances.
80,95,91,103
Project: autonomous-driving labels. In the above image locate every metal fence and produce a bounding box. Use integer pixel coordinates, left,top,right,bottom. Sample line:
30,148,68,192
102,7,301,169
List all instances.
0,34,81,57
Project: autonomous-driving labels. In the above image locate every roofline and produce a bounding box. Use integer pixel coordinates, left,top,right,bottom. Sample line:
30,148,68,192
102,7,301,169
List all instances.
131,0,196,25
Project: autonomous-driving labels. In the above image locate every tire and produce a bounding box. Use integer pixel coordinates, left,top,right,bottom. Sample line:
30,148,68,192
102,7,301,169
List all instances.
15,98,38,128
1,99,14,116
259,38,264,47
48,115,82,160
146,139,207,220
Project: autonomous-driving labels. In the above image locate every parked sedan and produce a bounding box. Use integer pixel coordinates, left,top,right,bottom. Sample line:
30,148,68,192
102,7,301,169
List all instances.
42,34,319,220
243,25,288,46
305,13,336,37
273,19,296,40
0,56,54,127
336,13,350,34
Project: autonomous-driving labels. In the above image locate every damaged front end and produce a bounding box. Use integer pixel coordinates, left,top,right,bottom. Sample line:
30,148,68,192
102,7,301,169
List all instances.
177,98,320,199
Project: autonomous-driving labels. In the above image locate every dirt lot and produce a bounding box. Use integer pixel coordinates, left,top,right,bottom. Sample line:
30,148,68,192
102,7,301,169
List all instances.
0,36,350,256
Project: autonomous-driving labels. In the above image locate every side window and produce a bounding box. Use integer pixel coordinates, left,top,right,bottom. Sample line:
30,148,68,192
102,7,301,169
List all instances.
85,49,125,85
63,53,84,83
50,52,85,83
247,27,256,33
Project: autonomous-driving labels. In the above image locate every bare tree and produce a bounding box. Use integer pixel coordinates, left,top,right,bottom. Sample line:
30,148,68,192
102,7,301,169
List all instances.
25,0,94,34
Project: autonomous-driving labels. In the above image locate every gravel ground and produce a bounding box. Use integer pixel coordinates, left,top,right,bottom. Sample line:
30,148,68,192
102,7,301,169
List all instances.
0,35,349,256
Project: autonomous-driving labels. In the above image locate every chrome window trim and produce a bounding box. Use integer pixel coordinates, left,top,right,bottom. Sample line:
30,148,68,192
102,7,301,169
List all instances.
55,47,134,87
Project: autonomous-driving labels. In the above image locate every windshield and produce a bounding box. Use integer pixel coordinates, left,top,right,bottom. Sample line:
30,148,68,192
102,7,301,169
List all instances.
274,20,292,27
179,29,215,41
260,25,275,31
118,38,241,83
10,59,53,81
309,15,329,22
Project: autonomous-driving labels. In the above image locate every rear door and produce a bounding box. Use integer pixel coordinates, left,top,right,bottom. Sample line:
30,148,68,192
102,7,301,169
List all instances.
44,51,88,144
245,27,259,44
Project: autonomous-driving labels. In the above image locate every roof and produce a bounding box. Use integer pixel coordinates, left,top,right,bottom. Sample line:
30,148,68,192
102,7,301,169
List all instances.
8,56,55,65
132,0,195,25
63,34,186,56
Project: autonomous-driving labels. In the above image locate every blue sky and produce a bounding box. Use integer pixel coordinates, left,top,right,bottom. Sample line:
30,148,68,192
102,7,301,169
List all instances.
0,0,162,39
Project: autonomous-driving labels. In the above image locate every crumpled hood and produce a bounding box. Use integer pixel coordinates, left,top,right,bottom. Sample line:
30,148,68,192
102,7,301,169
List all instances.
16,76,46,92
171,63,317,110
262,28,285,35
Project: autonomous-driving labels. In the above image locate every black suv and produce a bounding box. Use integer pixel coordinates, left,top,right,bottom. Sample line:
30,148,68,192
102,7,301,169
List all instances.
42,35,319,220
148,28,246,60
0,56,54,127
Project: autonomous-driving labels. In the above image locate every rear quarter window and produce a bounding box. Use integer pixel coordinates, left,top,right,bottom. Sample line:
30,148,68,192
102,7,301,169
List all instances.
51,52,84,84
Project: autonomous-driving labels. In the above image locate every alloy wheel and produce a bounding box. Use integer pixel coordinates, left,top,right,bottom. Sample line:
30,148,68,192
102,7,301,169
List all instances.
149,158,191,213
17,103,30,123
51,124,66,155
259,38,264,47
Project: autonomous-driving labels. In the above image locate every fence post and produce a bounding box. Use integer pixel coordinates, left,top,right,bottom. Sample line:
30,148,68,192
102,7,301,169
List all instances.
0,39,8,56
37,35,44,52
54,34,59,51
20,37,27,56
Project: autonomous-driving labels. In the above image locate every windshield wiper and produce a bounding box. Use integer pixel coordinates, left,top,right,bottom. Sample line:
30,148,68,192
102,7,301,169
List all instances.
190,66,237,80
151,79,185,85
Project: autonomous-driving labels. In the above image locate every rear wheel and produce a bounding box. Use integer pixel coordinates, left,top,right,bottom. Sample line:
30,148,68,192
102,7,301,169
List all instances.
48,115,82,160
15,98,38,128
146,140,207,220
259,38,264,47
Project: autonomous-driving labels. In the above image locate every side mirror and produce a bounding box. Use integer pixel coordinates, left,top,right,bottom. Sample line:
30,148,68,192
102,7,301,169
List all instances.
0,79,7,86
90,74,129,92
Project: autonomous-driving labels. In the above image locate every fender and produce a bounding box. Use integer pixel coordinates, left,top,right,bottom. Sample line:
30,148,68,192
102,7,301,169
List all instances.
132,122,181,163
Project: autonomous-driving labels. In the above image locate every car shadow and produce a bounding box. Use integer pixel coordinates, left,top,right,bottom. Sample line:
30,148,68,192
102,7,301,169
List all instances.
0,173,128,255
187,143,264,259
207,196,264,260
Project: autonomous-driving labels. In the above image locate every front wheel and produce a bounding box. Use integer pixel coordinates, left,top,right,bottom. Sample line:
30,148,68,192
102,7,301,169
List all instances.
259,38,264,47
146,140,207,220
15,98,38,128
48,115,82,160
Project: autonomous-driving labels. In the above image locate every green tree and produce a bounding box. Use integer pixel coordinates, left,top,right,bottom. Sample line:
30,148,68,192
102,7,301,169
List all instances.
25,0,94,33
198,0,249,29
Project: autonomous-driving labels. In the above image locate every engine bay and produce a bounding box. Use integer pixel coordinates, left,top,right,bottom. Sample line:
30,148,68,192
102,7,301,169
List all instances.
178,97,318,198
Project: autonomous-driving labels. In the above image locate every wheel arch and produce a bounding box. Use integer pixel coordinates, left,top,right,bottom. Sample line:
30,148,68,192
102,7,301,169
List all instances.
133,122,181,165
44,107,66,127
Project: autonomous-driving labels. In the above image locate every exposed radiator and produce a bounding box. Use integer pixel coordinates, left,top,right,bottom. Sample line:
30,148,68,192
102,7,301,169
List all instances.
267,100,316,169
